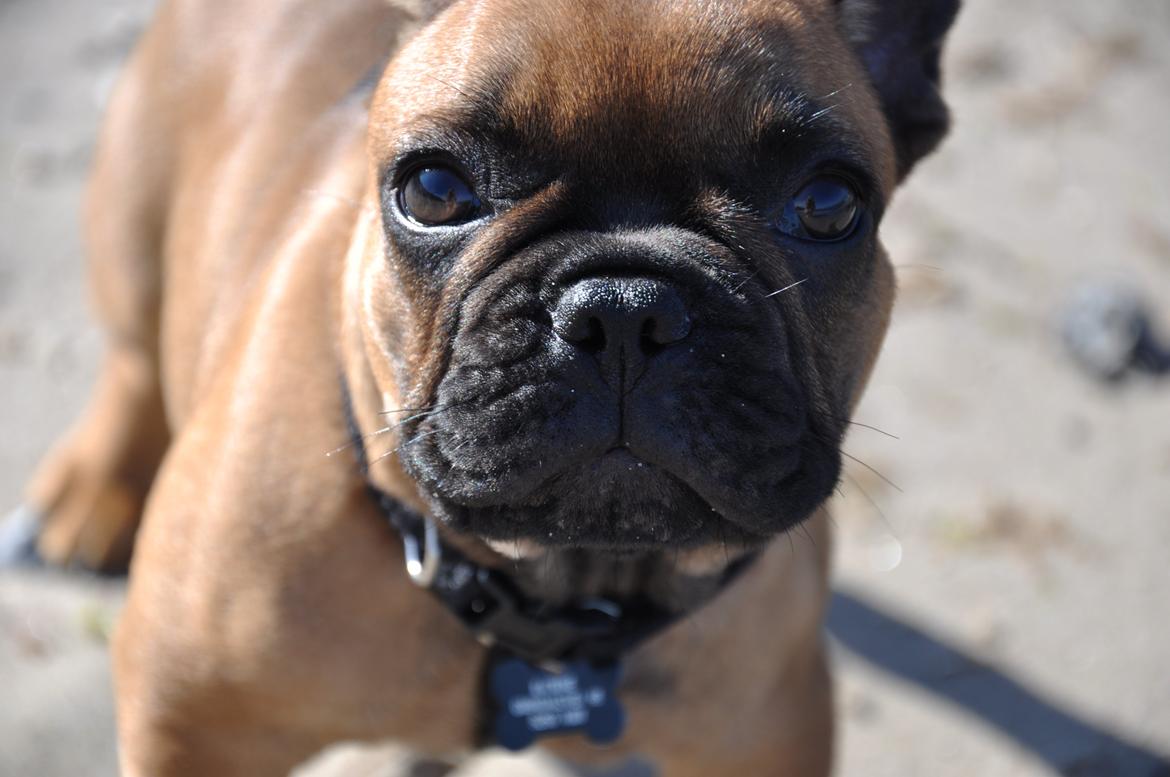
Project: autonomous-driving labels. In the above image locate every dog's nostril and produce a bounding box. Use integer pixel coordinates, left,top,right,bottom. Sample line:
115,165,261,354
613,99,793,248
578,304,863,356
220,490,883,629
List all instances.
579,317,607,353
641,306,691,346
638,319,664,358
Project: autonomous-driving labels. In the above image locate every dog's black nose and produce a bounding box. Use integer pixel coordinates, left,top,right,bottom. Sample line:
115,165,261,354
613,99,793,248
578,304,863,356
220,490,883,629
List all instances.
551,276,691,379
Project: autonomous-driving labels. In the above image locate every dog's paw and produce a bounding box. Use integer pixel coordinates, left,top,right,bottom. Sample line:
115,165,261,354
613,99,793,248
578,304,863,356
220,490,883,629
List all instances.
0,504,44,568
24,448,141,574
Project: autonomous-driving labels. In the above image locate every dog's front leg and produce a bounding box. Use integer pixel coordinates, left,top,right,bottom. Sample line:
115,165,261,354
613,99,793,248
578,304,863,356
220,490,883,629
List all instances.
115,712,325,777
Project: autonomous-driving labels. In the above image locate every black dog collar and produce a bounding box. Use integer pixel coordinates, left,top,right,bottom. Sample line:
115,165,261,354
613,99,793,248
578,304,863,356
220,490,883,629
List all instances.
373,490,752,664
372,489,756,749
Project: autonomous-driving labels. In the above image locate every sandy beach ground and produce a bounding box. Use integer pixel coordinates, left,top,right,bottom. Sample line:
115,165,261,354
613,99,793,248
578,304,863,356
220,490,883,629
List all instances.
2,0,1169,775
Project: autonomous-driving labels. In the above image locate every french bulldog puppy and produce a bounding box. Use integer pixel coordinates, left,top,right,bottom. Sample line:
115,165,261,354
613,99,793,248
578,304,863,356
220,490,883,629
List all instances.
11,0,958,774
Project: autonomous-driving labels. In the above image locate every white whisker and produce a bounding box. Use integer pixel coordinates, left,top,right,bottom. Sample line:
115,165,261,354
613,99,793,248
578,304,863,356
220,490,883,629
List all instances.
324,426,392,458
764,278,808,298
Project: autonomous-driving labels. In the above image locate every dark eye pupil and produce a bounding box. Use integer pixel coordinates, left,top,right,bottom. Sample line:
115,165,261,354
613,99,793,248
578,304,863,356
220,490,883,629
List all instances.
400,166,480,225
792,178,859,240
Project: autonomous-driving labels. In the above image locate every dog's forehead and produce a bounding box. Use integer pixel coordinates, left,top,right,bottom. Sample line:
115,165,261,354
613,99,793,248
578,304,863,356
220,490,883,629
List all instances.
494,0,809,135
372,0,893,190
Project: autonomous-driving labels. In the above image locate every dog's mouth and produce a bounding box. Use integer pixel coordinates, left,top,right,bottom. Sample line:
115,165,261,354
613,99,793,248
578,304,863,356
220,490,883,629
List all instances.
430,448,716,549
412,445,781,551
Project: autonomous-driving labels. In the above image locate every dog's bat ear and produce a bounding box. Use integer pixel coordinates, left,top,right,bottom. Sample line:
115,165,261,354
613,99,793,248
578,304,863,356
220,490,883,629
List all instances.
836,0,961,179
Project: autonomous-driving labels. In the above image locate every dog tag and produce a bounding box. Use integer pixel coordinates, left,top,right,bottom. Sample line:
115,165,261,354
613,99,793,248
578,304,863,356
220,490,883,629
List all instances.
488,655,625,751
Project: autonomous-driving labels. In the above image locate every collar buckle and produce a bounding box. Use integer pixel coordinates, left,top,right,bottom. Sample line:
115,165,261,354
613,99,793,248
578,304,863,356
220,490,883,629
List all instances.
465,569,625,663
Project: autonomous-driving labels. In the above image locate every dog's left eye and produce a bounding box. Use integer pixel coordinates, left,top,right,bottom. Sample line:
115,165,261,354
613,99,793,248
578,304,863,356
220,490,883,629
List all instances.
776,176,860,241
399,165,481,226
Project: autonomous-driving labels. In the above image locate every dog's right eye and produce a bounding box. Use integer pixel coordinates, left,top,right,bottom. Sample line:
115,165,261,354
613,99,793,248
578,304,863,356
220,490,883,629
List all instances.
398,165,481,226
776,175,861,242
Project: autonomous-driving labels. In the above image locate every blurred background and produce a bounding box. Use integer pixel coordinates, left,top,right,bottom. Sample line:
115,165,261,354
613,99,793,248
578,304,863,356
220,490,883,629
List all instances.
1,0,1168,775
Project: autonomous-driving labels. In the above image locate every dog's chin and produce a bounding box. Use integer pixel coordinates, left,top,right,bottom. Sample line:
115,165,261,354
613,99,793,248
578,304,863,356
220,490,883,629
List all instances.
422,447,837,555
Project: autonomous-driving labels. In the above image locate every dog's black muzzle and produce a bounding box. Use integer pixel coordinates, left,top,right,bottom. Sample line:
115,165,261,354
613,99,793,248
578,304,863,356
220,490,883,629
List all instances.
401,227,841,550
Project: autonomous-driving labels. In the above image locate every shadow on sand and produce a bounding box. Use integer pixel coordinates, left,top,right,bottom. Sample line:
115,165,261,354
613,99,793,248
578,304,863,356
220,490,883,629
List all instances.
828,589,1170,777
